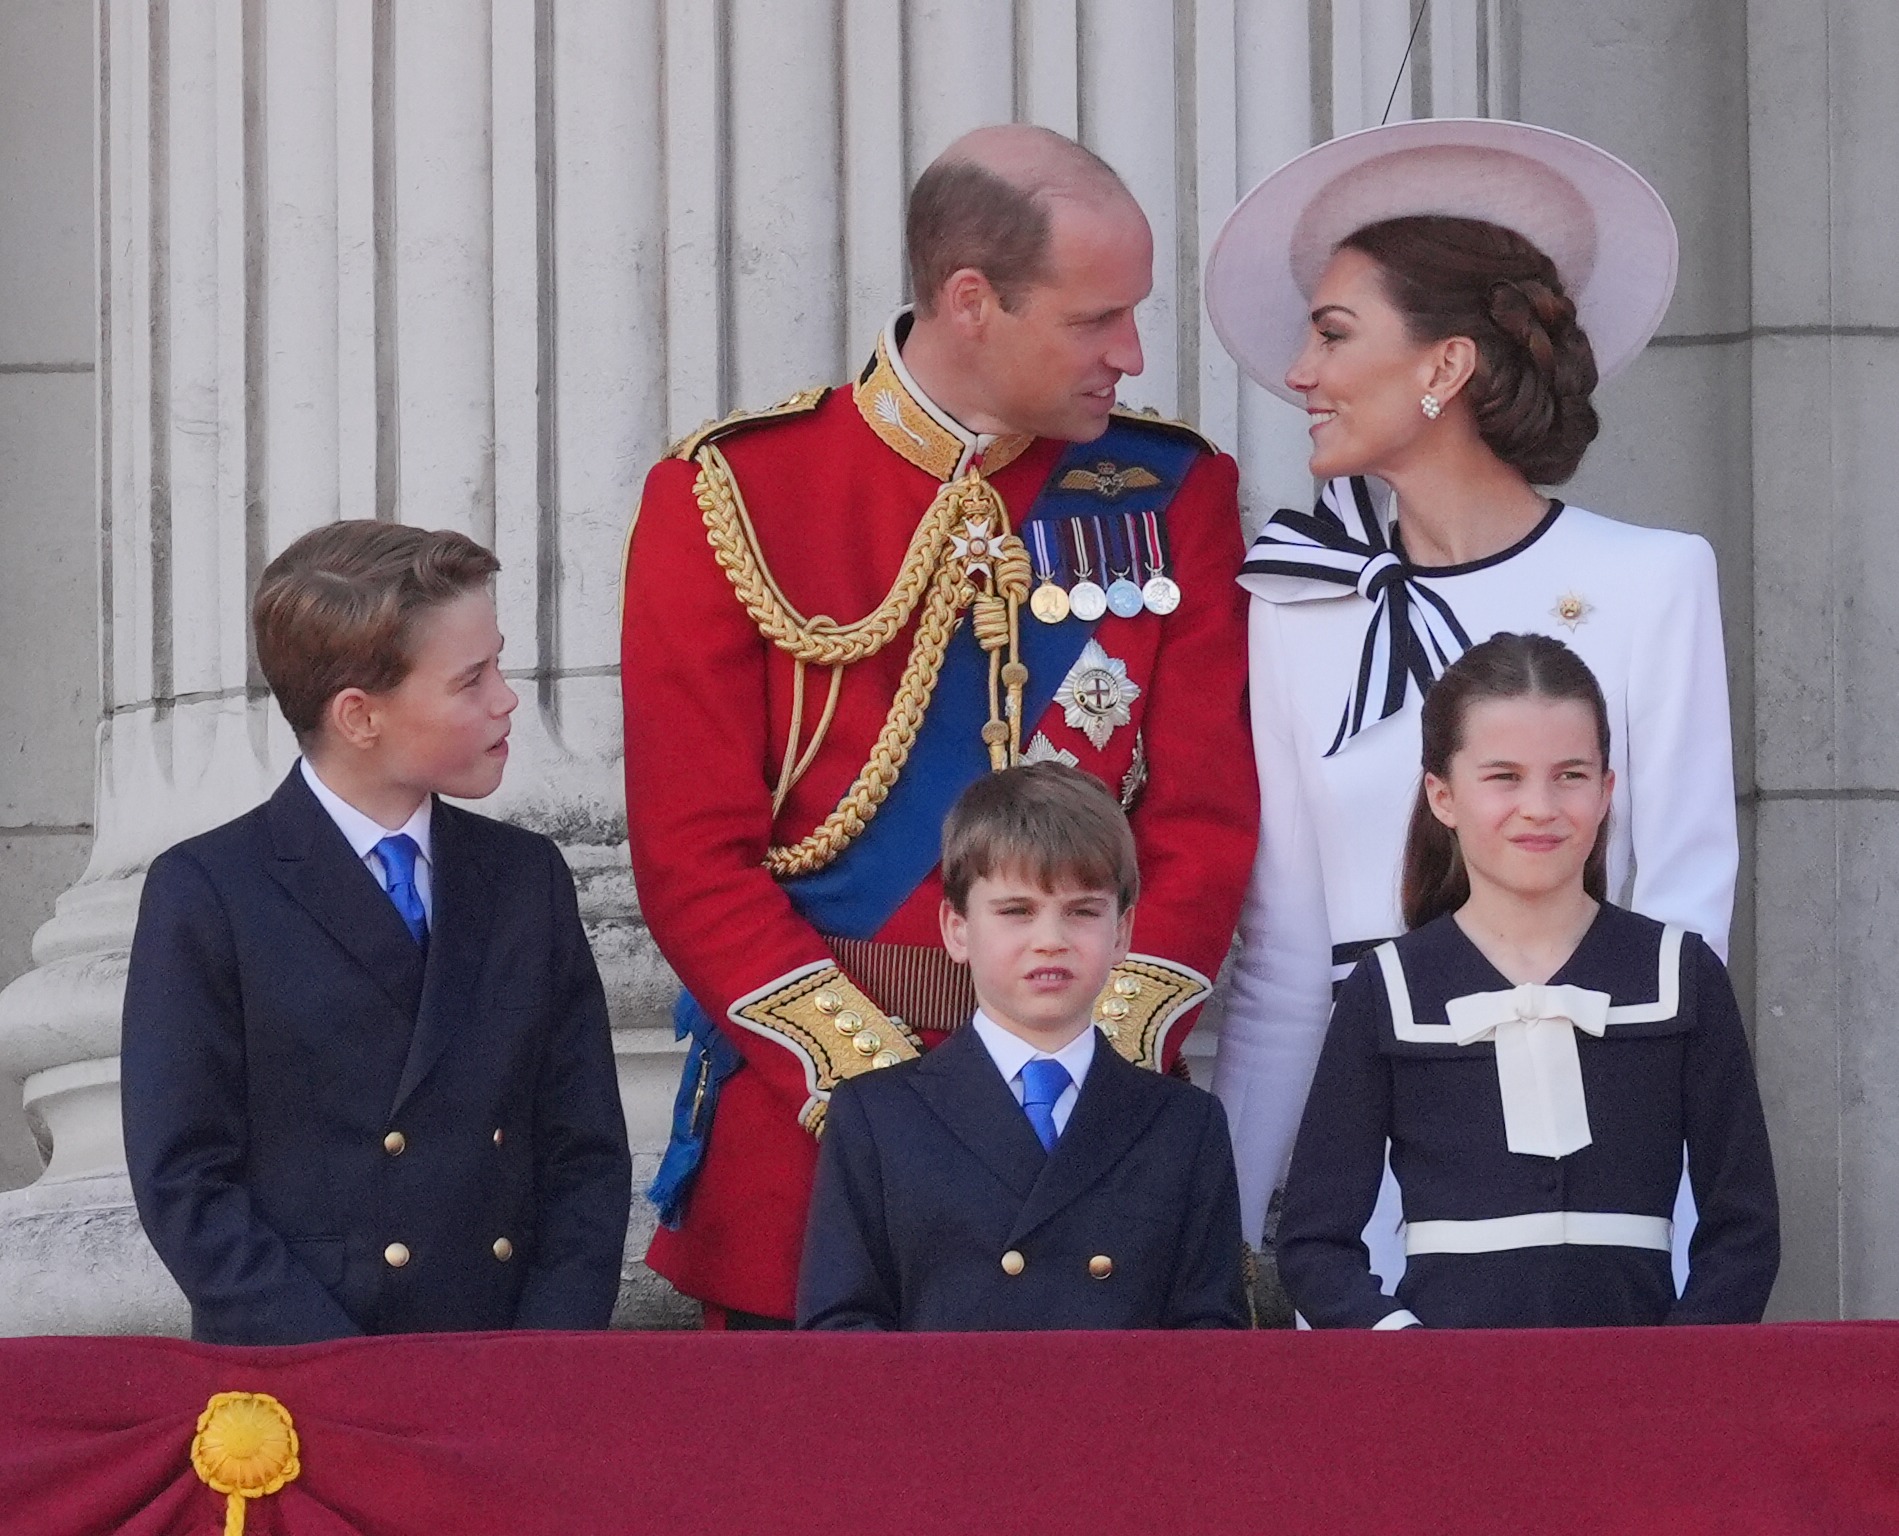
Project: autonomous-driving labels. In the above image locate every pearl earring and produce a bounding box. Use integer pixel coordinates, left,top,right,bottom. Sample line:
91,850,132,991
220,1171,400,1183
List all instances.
1420,393,1442,420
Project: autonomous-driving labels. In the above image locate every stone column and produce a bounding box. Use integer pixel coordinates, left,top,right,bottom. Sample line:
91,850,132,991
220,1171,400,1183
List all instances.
0,0,685,1333
0,0,1501,1334
1514,0,1756,969
1746,0,1899,1321
0,2,98,1193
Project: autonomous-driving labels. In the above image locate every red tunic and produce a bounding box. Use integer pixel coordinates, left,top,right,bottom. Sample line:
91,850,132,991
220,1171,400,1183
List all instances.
622,374,1257,1318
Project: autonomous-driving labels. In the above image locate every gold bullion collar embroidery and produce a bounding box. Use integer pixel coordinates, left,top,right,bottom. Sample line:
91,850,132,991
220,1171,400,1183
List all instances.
854,308,1034,482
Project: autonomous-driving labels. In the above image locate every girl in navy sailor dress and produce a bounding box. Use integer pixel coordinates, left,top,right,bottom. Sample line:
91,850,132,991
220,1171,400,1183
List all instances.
1201,130,1740,1283
1277,635,1778,1328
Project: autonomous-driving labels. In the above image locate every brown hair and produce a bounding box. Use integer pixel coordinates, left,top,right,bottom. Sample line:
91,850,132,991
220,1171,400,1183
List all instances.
1341,215,1601,485
252,520,501,740
908,160,1053,316
941,762,1139,915
906,137,1124,316
1401,633,1612,930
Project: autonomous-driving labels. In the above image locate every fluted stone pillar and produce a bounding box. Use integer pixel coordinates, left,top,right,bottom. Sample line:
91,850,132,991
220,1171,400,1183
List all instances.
1741,0,1899,1321
0,0,685,1333
0,0,1504,1334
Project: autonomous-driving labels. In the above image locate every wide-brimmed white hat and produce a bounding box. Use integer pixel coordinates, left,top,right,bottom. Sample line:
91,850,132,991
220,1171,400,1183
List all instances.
1204,118,1678,404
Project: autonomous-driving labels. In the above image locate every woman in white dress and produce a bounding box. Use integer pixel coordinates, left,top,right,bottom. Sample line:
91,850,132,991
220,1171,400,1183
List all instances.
1203,119,1737,1280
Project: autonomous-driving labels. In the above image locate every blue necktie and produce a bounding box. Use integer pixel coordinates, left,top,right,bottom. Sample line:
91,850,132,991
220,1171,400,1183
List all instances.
1019,1058,1071,1154
374,834,429,947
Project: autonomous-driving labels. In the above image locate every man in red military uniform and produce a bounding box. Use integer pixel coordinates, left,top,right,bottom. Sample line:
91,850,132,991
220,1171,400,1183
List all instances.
622,124,1258,1325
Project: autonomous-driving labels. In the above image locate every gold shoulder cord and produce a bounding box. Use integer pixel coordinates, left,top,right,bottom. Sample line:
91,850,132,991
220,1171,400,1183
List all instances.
696,444,1028,877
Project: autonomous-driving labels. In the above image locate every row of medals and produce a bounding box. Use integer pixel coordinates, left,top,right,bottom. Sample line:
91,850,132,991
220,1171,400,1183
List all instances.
1027,544,1181,624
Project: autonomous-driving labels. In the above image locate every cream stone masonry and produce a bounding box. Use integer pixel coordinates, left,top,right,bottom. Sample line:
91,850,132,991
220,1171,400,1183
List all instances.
0,0,1510,1334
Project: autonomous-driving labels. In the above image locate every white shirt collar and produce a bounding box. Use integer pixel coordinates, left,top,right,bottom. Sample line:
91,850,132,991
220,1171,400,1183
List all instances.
970,1008,1097,1091
882,307,1007,480
299,756,433,866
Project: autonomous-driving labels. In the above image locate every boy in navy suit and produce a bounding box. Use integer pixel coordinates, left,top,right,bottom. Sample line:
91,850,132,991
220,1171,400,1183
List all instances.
796,763,1249,1330
123,522,631,1344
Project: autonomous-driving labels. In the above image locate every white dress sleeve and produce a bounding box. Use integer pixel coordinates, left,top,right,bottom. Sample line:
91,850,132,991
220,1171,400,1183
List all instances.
1623,533,1739,959
1212,598,1338,1247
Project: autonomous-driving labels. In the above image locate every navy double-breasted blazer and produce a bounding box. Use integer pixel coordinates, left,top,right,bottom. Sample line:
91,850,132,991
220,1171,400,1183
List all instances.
796,1024,1249,1330
122,766,632,1344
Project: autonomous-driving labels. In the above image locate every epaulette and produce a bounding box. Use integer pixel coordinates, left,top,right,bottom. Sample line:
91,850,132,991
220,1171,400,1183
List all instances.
1109,403,1221,456
667,386,831,460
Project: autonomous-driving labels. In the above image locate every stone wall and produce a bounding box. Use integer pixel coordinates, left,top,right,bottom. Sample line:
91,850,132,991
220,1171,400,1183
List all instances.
0,0,1892,1329
1742,0,1899,1322
0,2,101,1190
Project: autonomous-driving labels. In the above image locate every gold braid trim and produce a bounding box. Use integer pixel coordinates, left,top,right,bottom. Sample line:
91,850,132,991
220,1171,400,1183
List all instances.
764,557,969,876
1092,954,1214,1069
669,386,830,461
695,442,959,667
727,962,922,1137
700,446,1024,876
1110,402,1219,455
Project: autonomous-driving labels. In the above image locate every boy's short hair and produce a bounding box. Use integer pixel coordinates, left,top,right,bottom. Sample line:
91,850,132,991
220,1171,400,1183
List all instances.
252,520,501,739
940,762,1139,914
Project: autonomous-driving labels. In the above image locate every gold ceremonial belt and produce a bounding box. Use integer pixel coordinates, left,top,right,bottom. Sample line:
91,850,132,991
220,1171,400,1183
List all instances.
826,937,978,1038
826,938,1209,1071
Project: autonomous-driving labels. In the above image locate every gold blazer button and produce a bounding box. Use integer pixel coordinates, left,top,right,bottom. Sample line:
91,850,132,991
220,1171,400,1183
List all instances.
493,1237,514,1262
1000,1250,1026,1277
383,1242,411,1269
382,1130,406,1156
1089,1255,1113,1280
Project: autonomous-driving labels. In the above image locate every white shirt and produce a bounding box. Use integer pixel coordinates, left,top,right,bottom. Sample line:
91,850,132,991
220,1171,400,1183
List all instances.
299,757,435,922
881,307,1012,480
969,1010,1097,1138
1212,499,1738,1248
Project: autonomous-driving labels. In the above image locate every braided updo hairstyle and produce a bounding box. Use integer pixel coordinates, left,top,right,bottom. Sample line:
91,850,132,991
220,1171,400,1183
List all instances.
1340,215,1600,485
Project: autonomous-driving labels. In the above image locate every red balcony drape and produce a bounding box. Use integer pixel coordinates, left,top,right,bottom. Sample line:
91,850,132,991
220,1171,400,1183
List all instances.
3,1324,1895,1534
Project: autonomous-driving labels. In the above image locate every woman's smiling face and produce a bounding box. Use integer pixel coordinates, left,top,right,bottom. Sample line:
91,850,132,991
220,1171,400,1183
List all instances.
1283,246,1450,482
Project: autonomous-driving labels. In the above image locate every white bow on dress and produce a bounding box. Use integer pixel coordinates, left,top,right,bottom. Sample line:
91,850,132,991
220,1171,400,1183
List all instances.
1444,983,1613,1159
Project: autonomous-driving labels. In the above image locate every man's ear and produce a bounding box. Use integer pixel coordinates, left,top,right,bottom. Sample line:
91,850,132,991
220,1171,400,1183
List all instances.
938,267,1001,335
940,897,970,962
327,687,381,752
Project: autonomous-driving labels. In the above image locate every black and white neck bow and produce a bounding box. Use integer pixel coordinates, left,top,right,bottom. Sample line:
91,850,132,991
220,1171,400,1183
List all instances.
1239,476,1472,756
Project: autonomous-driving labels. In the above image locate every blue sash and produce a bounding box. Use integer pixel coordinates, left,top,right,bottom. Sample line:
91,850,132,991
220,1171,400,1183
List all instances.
646,418,1201,1227
780,419,1200,938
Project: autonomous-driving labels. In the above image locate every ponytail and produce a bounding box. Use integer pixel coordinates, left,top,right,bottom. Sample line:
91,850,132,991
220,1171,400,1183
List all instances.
1401,789,1470,931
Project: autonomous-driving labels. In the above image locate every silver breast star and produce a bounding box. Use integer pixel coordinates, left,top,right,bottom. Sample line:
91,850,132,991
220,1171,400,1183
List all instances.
1054,639,1141,751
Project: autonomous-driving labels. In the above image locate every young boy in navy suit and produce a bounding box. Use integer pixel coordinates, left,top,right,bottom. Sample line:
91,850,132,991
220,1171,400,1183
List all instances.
123,522,631,1344
796,763,1249,1330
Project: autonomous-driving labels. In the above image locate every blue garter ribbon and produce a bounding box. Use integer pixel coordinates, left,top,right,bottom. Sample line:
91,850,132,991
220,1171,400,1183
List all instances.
646,992,742,1229
651,417,1201,1221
